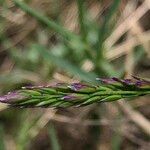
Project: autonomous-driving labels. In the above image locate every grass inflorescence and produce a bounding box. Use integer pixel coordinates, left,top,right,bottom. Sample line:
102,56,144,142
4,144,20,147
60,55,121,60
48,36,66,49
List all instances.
0,76,149,108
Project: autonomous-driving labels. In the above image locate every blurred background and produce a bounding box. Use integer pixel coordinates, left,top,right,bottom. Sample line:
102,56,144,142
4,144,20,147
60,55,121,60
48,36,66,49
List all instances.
0,0,150,149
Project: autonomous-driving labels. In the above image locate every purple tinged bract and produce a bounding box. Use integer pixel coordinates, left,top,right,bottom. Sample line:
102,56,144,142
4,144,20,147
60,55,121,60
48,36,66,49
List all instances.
61,95,77,101
133,76,150,87
97,76,150,88
68,83,88,91
0,91,25,103
96,78,116,84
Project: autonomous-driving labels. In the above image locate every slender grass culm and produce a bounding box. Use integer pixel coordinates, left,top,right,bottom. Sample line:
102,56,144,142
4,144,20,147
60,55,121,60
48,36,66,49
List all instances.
0,76,149,108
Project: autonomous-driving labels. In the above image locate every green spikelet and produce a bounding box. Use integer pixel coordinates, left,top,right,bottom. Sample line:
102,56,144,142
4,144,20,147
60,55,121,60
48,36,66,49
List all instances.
0,77,150,108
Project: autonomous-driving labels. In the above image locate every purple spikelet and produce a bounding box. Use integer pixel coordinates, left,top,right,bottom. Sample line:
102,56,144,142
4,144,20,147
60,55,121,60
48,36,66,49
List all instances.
96,76,150,89
68,83,88,91
0,91,25,104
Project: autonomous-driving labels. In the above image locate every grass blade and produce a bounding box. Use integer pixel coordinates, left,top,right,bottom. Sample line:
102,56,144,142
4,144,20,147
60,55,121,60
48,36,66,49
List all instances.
13,0,76,40
48,124,61,150
97,0,121,60
35,44,97,83
77,0,87,42
0,124,5,150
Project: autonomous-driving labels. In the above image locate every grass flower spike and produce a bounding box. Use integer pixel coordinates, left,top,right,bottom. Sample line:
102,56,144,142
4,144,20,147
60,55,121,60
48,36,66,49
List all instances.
0,77,150,108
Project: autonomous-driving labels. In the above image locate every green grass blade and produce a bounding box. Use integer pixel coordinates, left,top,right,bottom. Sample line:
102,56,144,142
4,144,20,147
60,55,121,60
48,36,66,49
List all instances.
48,124,61,150
35,44,97,83
77,0,87,42
0,124,5,150
13,0,77,40
97,0,121,60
